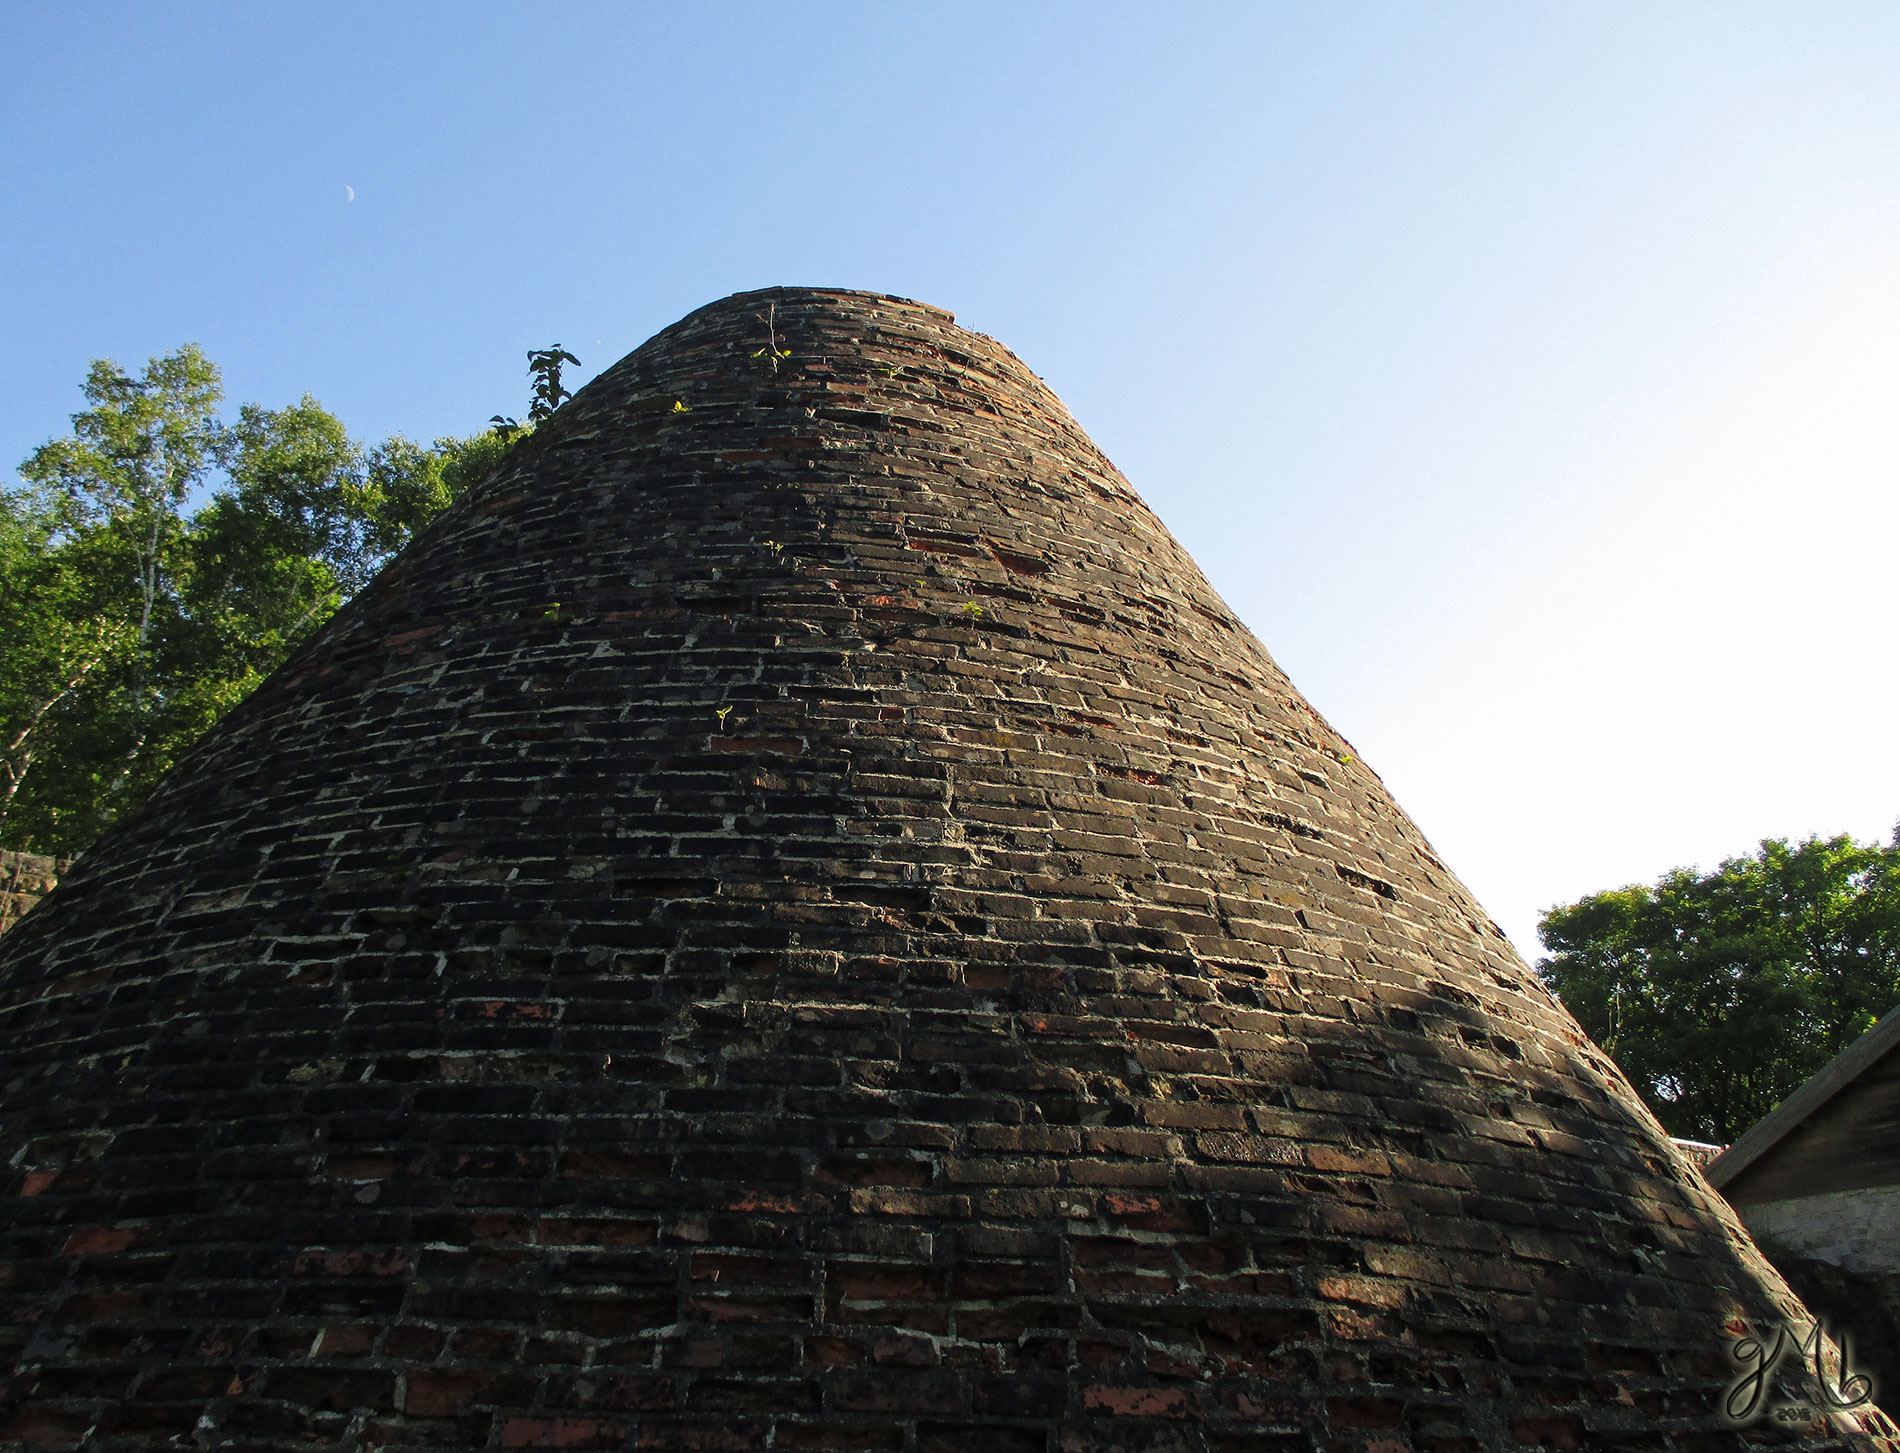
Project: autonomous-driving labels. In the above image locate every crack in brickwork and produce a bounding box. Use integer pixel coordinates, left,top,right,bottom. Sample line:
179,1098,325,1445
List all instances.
2,288,1893,1451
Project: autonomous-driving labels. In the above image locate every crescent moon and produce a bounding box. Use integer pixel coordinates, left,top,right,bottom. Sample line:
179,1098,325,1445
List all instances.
345,186,356,202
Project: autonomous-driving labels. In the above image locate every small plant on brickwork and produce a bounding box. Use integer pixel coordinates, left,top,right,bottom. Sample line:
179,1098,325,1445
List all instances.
962,601,984,619
751,305,792,373
715,707,733,728
764,540,785,554
527,346,581,423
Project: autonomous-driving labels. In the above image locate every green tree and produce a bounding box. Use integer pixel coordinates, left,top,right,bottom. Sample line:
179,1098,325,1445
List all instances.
1538,832,1900,1142
4,349,515,857
0,485,134,832
175,396,370,734
357,427,519,561
10,347,224,841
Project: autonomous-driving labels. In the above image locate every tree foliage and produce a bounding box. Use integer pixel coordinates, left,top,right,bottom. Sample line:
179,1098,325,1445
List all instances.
526,346,581,423
1538,832,1900,1143
2,346,526,857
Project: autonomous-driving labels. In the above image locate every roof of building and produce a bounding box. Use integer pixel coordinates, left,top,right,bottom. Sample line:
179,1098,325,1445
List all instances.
1707,1003,1900,1195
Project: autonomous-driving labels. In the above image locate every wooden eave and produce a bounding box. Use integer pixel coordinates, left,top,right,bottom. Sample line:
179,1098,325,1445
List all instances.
1705,1001,1900,1192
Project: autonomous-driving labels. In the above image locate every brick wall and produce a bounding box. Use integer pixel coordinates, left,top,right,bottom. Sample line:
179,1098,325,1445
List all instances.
0,289,1889,1451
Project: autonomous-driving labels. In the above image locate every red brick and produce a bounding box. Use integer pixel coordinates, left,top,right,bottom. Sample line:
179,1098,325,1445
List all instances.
499,1417,627,1448
60,1225,147,1255
1081,1384,1194,1417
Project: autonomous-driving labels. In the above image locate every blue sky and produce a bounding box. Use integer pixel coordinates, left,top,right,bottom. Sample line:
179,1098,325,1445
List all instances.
6,3,1897,955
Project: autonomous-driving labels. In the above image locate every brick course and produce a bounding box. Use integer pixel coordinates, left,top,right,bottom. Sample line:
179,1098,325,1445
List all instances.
1,288,1891,1450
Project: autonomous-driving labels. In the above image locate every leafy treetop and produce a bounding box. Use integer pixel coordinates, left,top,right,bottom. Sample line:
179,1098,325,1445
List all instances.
2,346,522,857
1538,831,1900,1143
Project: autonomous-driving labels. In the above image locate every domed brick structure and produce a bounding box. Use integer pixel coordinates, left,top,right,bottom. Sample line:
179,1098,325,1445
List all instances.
2,289,1891,1451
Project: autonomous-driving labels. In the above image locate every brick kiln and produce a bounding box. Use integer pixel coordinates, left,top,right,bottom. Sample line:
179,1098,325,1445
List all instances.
2,289,1891,1450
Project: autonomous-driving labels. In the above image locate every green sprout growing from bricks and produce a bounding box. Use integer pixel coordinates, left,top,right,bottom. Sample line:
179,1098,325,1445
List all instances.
751,304,793,373
764,540,785,554
962,601,985,618
715,707,733,727
527,346,582,423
